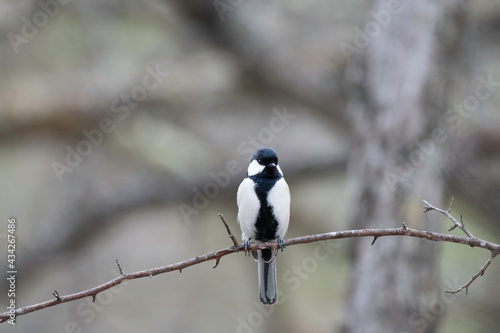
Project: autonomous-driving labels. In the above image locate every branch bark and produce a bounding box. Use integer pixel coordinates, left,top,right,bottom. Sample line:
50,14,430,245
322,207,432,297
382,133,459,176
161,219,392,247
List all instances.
2,203,499,324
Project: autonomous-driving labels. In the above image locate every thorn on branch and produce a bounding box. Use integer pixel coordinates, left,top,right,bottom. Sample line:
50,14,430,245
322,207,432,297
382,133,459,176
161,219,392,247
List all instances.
371,236,378,246
92,294,96,303
116,259,124,275
218,213,239,247
52,290,62,302
447,196,454,213
401,222,410,235
212,257,221,269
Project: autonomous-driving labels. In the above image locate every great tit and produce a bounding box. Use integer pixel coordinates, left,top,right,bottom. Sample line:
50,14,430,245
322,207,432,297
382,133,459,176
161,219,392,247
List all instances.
237,148,290,304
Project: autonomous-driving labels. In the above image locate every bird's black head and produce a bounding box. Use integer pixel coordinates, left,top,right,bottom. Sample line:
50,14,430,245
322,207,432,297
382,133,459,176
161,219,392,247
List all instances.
247,148,282,178
253,148,278,167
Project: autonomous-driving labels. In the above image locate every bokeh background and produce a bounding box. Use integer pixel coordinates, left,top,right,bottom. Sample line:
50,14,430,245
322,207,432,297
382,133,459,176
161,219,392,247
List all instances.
1,0,500,332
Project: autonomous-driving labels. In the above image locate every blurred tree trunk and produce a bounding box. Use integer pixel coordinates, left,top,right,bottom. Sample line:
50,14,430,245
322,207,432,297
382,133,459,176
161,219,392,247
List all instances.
343,1,467,332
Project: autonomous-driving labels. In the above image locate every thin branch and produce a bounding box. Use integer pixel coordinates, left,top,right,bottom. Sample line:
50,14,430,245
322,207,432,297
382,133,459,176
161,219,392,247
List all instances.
445,253,497,295
423,197,474,238
218,213,239,247
2,202,500,324
2,225,499,323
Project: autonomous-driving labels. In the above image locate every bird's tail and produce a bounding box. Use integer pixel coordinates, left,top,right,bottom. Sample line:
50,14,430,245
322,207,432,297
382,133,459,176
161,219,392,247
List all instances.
257,249,277,304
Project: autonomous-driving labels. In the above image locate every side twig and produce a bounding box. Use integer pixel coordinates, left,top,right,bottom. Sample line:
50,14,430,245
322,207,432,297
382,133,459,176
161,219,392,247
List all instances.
445,254,497,295
423,197,474,238
218,213,239,247
424,198,497,294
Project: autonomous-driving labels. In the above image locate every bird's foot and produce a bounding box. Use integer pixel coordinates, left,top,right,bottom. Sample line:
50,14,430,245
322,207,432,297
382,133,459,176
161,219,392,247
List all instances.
277,236,285,252
243,240,251,257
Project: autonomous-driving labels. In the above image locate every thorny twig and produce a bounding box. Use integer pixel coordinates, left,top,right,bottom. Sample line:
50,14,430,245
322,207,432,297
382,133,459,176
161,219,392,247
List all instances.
2,203,499,323
445,254,497,295
424,198,499,294
423,197,474,238
218,213,239,247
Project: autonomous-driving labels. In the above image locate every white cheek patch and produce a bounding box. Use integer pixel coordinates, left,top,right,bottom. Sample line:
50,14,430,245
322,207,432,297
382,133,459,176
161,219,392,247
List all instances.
247,159,265,176
276,165,284,176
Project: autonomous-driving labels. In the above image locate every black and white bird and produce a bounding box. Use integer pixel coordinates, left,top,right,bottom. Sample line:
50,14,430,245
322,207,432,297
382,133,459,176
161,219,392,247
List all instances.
237,148,290,304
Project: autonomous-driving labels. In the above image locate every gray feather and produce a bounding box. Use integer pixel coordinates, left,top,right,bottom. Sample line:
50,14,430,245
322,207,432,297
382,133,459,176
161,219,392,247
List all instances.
257,249,277,304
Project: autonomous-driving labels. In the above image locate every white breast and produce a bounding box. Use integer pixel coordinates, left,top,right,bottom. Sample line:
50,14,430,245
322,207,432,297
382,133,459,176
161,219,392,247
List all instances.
237,178,260,241
267,177,290,238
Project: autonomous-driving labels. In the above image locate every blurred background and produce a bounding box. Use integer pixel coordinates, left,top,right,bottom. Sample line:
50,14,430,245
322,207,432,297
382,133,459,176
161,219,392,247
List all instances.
1,0,500,332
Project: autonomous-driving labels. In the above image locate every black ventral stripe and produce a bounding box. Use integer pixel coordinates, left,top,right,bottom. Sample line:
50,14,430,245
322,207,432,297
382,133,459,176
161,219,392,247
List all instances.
249,173,282,241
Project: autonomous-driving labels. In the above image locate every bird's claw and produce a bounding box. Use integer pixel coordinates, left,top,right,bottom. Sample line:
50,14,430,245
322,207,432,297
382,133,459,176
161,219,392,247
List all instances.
243,240,251,256
277,236,285,252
